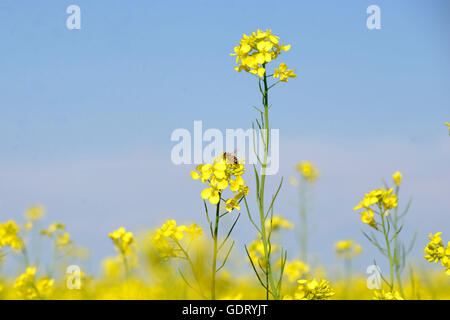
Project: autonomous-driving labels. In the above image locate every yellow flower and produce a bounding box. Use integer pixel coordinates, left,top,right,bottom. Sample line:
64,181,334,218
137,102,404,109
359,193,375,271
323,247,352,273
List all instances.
354,187,398,228
201,184,221,205
335,240,362,259
360,209,377,229
424,232,445,263
185,223,203,241
0,220,23,251
25,205,45,221
231,29,294,80
266,215,294,231
229,176,244,192
273,63,297,82
40,222,66,237
152,220,202,261
225,197,240,212
294,278,335,300
445,122,450,135
283,260,309,282
14,267,54,300
109,227,134,254
392,171,402,187
296,161,320,183
102,256,123,278
424,232,450,275
154,220,186,241
56,232,71,248
373,290,404,300
192,154,247,207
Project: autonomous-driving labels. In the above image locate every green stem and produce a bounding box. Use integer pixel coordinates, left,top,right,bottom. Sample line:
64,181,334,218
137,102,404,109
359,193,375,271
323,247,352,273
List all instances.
120,249,130,278
21,241,30,268
380,207,394,291
211,198,220,300
255,67,279,300
393,186,404,296
174,239,206,299
299,179,307,263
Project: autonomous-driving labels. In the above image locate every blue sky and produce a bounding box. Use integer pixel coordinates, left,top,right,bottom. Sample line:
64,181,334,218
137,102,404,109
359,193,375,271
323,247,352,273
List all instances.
0,1,449,276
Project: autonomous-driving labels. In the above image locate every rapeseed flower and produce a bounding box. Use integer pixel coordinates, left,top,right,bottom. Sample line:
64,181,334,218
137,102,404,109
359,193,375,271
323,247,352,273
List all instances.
0,220,23,251
392,171,402,187
373,290,404,300
265,215,294,232
25,205,45,221
335,240,362,259
109,227,135,254
191,155,248,207
14,267,54,300
424,232,450,275
354,188,398,229
231,29,294,79
295,161,320,183
286,278,335,300
283,260,309,282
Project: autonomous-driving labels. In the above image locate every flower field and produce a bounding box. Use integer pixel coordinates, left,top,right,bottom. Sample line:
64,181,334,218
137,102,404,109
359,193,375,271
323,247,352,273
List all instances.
0,28,449,301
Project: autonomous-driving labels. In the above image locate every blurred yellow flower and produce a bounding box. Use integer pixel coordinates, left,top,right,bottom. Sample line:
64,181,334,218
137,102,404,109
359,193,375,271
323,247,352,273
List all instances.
14,267,54,300
295,161,320,183
283,260,309,282
289,177,299,187
56,232,71,248
373,290,403,300
40,222,66,237
265,215,294,231
109,227,134,254
334,240,362,259
25,205,45,221
0,220,23,251
392,171,402,187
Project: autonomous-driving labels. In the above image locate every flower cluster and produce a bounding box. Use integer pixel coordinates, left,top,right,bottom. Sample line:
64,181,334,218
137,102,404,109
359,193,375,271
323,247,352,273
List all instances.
424,232,450,275
446,122,450,135
353,188,398,229
40,223,71,249
109,227,135,255
283,260,309,282
191,155,248,212
14,267,54,300
152,220,202,260
230,29,295,80
295,161,320,183
0,220,23,252
334,240,362,260
373,290,404,300
285,278,335,300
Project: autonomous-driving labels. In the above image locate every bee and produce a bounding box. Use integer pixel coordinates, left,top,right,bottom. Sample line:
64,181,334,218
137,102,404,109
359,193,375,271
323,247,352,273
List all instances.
222,151,239,165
